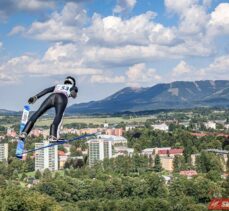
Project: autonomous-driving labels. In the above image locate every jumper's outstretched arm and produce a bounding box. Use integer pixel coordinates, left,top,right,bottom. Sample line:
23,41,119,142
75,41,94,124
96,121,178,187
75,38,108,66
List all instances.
36,86,55,99
28,86,55,104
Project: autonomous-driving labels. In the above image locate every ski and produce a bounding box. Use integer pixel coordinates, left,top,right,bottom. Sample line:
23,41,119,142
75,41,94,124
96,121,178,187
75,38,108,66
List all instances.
16,105,30,159
21,133,98,155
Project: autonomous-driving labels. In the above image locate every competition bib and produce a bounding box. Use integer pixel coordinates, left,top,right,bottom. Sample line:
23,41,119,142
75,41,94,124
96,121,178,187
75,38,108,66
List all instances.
54,84,72,97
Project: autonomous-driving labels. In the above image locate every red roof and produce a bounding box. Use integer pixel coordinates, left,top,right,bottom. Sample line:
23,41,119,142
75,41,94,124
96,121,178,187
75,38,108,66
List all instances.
180,170,197,176
216,133,229,137
190,132,207,137
190,132,229,138
58,150,65,156
159,148,183,155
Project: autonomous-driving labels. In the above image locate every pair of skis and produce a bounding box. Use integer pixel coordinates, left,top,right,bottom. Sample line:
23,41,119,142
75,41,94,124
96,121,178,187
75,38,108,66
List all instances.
15,105,97,159
16,105,30,159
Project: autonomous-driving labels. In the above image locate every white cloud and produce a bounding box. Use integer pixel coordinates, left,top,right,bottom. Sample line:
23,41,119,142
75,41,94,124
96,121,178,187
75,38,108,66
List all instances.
179,5,209,35
0,43,102,83
83,45,172,67
21,2,87,41
165,0,229,45
43,42,79,61
207,55,229,74
90,54,229,85
0,72,17,84
0,42,2,48
11,2,215,64
15,2,215,63
169,55,229,82
16,0,55,11
3,0,229,86
172,60,192,76
166,0,210,35
194,55,229,80
208,3,229,35
90,74,125,83
113,0,137,14
0,0,55,21
90,63,162,85
126,63,161,85
8,26,26,36
85,12,176,46
165,0,197,14
21,8,176,47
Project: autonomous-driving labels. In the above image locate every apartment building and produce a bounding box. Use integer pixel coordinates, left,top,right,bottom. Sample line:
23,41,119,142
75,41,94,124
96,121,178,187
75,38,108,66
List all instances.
35,141,58,171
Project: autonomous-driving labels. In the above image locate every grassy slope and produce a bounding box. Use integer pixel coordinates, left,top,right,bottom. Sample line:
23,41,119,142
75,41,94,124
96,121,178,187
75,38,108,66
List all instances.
0,115,152,128
35,116,152,127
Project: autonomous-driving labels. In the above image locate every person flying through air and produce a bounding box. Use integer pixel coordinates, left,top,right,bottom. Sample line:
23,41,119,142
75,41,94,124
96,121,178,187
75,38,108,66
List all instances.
19,76,78,142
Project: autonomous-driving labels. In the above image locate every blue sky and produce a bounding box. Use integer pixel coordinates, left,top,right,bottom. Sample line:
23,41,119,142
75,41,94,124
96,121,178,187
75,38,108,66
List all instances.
0,0,229,110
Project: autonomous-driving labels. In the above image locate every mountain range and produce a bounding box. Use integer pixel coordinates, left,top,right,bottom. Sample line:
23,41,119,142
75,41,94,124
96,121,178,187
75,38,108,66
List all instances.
66,80,229,115
0,109,19,115
0,80,228,116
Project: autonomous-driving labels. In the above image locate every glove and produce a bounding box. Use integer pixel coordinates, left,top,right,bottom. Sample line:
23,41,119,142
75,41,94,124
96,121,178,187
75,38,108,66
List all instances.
28,96,37,104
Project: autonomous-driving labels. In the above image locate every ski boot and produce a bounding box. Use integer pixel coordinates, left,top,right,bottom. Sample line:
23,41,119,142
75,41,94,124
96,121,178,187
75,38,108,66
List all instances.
19,132,27,140
48,135,58,142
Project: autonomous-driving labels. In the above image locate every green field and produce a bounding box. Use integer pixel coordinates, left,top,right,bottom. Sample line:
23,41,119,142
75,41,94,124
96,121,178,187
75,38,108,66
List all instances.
36,116,152,127
19,169,65,179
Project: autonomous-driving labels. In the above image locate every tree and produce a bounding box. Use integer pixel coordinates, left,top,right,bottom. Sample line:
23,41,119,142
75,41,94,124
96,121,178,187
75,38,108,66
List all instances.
114,156,132,175
25,157,35,172
169,176,189,198
173,155,185,173
132,154,148,173
196,152,223,173
20,173,27,181
154,154,162,172
169,123,177,132
222,176,229,197
145,173,168,198
12,170,19,180
206,170,221,182
43,168,52,180
70,145,82,156
58,145,67,153
1,186,62,210
0,175,7,188
191,176,222,203
35,170,42,179
64,159,71,169
142,198,170,211
227,154,229,172
72,159,84,169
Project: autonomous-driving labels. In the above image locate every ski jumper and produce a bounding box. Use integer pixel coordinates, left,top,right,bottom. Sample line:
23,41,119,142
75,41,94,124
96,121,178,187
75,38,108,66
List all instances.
22,84,78,138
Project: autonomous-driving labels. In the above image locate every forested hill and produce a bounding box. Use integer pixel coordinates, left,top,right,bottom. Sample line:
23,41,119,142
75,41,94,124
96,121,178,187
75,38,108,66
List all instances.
67,80,229,115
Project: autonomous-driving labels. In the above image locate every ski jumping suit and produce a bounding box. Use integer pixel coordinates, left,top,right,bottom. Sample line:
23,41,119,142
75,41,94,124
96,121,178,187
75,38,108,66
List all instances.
22,84,78,138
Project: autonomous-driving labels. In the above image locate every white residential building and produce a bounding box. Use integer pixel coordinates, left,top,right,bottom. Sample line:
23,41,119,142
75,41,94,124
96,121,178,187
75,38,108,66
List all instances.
113,146,134,157
141,147,172,160
0,143,8,162
88,138,112,167
151,123,169,131
224,124,229,130
204,121,216,129
104,123,109,128
35,141,58,171
141,148,155,158
97,135,127,147
125,125,136,131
